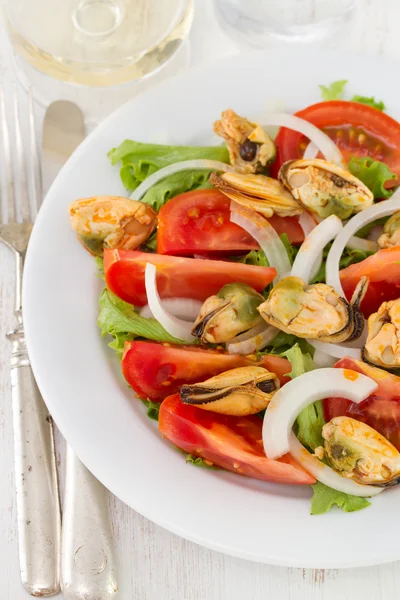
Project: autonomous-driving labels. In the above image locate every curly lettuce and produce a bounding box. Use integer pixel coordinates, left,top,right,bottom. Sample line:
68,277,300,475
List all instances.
108,139,229,192
348,156,397,199
98,289,187,356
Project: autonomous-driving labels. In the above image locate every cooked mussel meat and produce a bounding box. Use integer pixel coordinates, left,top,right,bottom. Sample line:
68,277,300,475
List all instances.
69,195,157,256
279,158,373,219
323,416,400,486
210,171,302,217
192,282,264,344
363,298,400,369
378,211,400,248
257,276,366,343
180,366,279,416
213,109,276,173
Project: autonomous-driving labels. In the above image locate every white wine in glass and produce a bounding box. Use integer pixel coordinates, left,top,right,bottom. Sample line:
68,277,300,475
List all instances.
3,0,193,86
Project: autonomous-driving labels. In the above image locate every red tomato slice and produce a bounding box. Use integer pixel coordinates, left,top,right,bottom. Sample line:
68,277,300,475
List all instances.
157,189,257,255
340,247,400,317
272,100,400,179
259,355,292,386
324,357,400,450
267,214,304,245
157,189,304,255
104,249,276,306
159,393,315,484
122,341,261,401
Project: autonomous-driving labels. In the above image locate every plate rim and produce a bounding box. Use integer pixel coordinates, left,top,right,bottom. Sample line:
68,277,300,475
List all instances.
23,47,400,569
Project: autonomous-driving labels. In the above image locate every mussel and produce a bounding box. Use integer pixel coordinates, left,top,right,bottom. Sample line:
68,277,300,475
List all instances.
192,282,265,344
378,211,400,248
210,171,302,218
213,109,276,173
278,158,373,219
257,276,367,343
180,366,279,416
363,298,400,369
69,195,157,256
323,416,400,487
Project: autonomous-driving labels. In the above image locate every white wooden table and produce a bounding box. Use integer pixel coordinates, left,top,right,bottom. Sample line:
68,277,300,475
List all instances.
2,1,400,598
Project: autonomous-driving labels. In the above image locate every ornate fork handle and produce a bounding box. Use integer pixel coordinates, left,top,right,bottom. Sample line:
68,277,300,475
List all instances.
7,250,61,596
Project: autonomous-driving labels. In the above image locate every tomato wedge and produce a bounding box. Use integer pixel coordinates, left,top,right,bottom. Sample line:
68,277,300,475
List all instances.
122,341,262,401
272,100,400,179
324,357,400,450
104,249,276,306
157,188,304,255
159,393,315,484
258,355,291,386
340,247,400,317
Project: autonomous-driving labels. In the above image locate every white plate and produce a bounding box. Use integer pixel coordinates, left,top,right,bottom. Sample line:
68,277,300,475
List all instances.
24,48,400,569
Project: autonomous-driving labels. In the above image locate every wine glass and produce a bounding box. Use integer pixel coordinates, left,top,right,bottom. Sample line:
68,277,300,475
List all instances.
3,0,193,123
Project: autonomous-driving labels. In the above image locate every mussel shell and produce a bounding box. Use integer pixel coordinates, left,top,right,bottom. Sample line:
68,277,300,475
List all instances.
180,366,279,416
191,302,230,340
323,416,400,486
278,158,373,219
180,378,277,405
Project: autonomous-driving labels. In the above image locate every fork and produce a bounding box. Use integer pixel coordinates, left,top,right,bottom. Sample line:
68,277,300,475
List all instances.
0,83,61,596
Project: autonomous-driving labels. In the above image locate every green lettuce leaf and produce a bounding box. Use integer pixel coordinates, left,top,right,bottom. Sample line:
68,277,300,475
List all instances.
108,332,135,358
142,230,157,252
281,344,373,515
95,257,105,280
311,243,373,284
354,217,388,239
310,482,371,515
280,343,315,379
98,289,187,352
108,139,229,192
263,331,314,357
142,399,160,421
296,400,325,452
185,454,217,469
351,95,385,111
239,234,297,268
319,80,348,101
348,156,397,199
140,169,213,212
280,344,325,452
279,233,299,265
239,249,269,267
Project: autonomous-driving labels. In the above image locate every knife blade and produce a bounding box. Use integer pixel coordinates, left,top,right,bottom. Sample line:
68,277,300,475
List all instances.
42,101,119,599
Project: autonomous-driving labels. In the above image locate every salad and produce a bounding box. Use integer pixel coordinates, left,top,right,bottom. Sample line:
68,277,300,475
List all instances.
69,80,400,515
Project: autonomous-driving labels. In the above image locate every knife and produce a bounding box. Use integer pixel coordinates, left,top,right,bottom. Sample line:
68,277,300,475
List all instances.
42,101,119,599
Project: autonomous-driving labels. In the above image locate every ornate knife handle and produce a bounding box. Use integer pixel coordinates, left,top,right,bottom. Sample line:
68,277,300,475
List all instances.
61,445,119,599
8,323,61,596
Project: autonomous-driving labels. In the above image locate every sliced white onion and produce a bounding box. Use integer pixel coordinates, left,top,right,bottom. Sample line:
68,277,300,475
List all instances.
291,215,343,284
298,211,317,237
346,236,378,253
130,159,235,201
144,263,194,342
289,432,382,497
303,141,319,159
262,113,343,166
226,321,270,345
227,324,279,355
230,202,291,280
263,368,377,460
326,197,400,297
307,339,361,360
368,225,384,243
313,349,336,368
140,298,203,321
